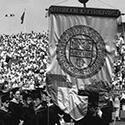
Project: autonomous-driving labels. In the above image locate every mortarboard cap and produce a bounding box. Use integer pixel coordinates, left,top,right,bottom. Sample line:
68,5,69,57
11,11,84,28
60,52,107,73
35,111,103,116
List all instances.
31,89,41,99
0,90,4,96
11,87,20,94
1,92,10,103
22,90,32,100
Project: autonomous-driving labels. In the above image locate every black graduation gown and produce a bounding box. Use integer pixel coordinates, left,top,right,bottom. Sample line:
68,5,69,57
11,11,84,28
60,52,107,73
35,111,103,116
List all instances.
47,104,61,125
36,103,60,125
75,114,106,125
35,105,47,125
0,109,11,125
22,105,36,125
8,101,23,125
0,109,6,125
101,101,114,125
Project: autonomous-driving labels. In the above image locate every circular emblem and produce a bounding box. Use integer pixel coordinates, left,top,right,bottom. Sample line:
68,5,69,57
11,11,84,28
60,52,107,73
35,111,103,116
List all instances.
56,25,106,78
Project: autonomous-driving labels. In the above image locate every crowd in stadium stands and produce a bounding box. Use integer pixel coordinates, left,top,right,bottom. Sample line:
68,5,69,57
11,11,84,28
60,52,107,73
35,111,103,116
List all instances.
0,31,49,91
112,35,125,91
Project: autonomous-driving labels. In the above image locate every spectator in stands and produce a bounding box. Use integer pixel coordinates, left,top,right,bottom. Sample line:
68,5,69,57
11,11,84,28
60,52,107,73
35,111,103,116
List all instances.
113,95,121,121
0,32,49,90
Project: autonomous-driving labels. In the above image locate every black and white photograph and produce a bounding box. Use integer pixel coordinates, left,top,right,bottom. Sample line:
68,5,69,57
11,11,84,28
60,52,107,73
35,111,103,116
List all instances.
0,0,125,125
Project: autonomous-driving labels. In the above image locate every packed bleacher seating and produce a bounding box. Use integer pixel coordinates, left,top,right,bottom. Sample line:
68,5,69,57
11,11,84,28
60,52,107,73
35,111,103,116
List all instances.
0,31,49,91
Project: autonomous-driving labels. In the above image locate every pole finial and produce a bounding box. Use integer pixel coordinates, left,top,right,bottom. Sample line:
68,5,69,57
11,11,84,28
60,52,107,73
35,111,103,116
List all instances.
78,0,89,7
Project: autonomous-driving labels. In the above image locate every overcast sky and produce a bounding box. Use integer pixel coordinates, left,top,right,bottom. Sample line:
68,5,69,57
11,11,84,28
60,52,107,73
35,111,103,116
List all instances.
0,0,125,34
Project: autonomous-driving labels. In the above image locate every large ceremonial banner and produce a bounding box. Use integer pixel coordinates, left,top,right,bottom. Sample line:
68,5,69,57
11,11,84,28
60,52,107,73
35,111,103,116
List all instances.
47,6,120,121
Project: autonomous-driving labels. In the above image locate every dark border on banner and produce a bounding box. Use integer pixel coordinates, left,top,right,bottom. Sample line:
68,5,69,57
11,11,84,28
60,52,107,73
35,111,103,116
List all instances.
49,6,121,18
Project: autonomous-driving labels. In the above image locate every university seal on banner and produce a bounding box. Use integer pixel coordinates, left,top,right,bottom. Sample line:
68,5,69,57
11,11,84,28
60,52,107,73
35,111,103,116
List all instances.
56,25,106,78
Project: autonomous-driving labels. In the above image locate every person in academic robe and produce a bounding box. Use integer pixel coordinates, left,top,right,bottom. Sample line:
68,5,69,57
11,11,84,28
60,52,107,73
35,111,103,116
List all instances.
75,90,106,125
22,92,36,125
45,96,61,125
75,105,106,125
8,87,24,125
34,92,47,125
0,108,6,125
101,96,114,125
0,91,11,125
35,90,61,125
